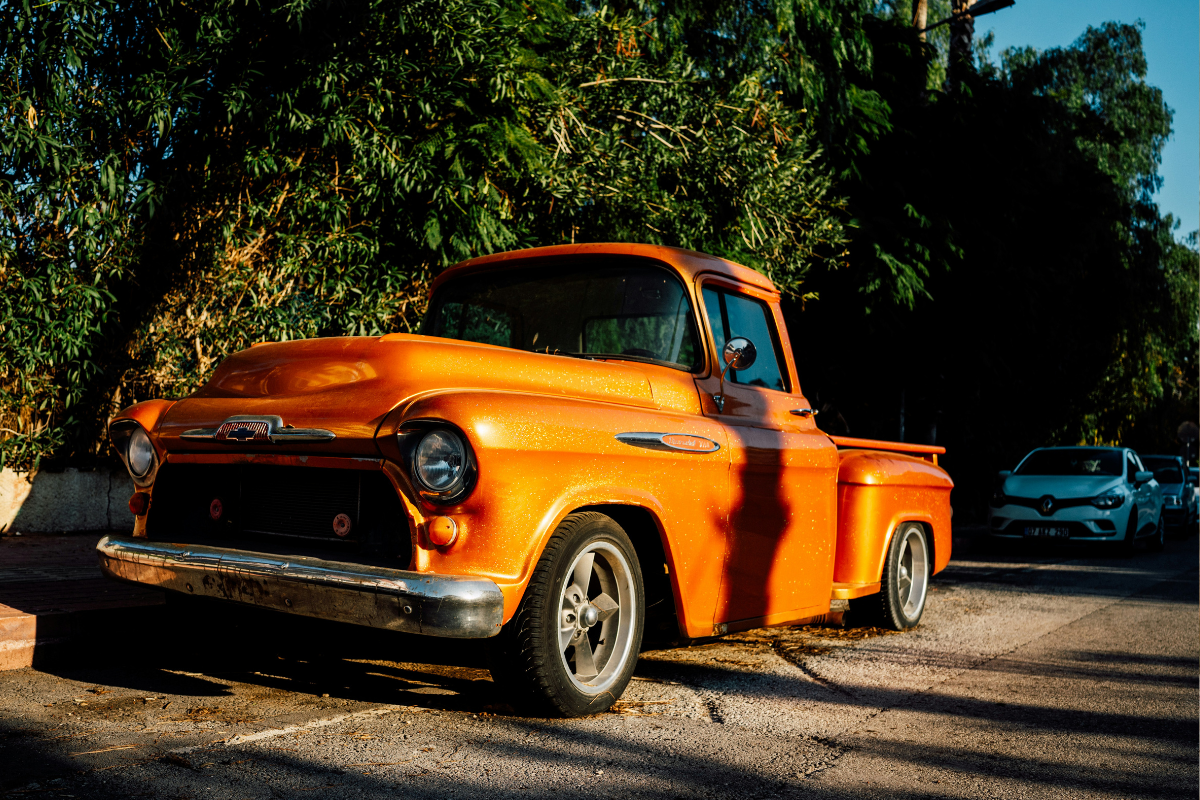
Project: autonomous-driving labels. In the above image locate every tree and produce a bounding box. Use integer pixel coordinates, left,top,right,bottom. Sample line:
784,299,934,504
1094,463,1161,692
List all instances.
789,20,1197,516
0,0,849,469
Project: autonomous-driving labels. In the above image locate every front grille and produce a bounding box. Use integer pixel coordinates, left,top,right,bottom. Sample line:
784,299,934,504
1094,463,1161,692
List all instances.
239,467,361,541
1002,495,1094,513
147,463,412,565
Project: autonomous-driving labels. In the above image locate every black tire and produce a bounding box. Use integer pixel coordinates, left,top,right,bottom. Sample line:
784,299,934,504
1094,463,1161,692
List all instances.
487,512,644,717
1121,507,1139,555
1148,510,1165,551
849,522,930,631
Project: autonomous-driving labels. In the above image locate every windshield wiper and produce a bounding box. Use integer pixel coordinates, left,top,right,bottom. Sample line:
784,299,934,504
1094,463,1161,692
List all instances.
528,348,599,361
530,348,689,371
575,352,691,371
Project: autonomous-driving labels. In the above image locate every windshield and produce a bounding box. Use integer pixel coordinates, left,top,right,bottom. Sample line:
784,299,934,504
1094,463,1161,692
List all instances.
1015,448,1123,477
424,260,703,371
1139,456,1184,485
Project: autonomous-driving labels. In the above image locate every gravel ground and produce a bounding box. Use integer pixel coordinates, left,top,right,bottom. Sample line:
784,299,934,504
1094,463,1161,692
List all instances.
1,533,1195,799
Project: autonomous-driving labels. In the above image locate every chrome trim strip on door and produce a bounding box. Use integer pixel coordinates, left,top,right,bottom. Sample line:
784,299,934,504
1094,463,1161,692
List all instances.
615,432,721,453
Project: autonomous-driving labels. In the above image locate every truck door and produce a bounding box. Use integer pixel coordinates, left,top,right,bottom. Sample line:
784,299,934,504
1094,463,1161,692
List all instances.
694,280,838,627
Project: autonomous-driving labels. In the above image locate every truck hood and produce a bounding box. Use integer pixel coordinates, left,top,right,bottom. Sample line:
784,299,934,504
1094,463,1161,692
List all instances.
157,334,659,456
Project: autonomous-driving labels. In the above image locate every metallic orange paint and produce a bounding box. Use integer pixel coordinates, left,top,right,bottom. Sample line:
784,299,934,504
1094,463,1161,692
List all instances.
109,243,954,640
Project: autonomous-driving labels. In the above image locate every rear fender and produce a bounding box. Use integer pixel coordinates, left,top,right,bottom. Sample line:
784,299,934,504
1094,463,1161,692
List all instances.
834,450,954,586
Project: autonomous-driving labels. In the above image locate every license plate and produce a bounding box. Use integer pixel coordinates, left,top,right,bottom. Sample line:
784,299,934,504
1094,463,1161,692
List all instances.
1025,525,1069,538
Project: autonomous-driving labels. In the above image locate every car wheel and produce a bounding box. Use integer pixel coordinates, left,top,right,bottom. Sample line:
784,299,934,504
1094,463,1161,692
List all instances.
488,512,644,717
1121,507,1139,555
1148,510,1165,551
850,521,930,631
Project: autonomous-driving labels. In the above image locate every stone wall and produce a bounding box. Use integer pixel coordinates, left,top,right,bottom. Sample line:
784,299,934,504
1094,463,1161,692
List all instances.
0,468,135,534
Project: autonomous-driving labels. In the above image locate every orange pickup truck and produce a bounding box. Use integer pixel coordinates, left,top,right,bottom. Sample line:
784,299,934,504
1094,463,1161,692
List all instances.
99,243,952,716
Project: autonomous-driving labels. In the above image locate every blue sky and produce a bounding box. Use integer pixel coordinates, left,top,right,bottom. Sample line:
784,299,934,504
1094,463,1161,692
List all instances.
980,0,1199,237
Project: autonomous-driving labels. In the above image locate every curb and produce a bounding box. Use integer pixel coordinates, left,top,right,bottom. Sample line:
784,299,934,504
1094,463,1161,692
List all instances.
0,579,165,671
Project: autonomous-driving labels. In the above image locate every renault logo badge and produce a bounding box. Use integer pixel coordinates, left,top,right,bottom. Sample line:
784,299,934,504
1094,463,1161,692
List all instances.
1039,495,1055,514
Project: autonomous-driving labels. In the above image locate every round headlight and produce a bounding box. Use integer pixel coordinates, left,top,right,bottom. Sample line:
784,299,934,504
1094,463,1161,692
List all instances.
414,430,466,492
127,427,155,478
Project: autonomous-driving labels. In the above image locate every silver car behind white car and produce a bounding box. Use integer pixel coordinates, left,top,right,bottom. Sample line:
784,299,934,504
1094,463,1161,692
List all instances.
988,446,1164,550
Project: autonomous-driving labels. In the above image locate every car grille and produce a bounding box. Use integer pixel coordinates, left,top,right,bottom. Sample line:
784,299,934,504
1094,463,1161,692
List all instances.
146,463,412,565
1001,495,1094,514
238,466,361,540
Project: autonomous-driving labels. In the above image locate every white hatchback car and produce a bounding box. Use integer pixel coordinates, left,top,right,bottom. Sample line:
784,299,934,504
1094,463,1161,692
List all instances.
988,447,1164,551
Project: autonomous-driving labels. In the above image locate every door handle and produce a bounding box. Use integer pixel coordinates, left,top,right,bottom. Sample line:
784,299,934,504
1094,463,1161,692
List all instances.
790,408,818,418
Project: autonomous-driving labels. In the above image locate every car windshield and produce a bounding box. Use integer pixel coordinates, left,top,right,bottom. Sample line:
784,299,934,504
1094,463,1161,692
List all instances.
1015,449,1123,477
1139,457,1184,485
424,259,703,371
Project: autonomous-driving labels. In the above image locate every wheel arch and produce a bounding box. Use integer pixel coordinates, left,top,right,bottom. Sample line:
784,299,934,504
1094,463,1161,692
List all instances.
573,503,683,645
870,513,939,583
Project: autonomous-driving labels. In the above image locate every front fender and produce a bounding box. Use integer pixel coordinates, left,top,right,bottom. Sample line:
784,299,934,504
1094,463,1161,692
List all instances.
376,389,731,632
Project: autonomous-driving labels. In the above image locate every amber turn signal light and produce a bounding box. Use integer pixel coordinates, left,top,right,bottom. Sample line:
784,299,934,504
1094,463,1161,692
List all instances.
427,516,458,547
128,492,151,517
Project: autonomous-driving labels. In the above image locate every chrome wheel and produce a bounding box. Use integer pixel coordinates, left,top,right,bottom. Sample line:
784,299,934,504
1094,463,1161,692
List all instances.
895,523,929,619
488,512,644,717
557,541,637,695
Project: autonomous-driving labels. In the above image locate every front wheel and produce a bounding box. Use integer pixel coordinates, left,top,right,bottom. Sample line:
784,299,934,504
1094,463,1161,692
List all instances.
488,512,644,717
1148,510,1165,551
1121,507,1139,555
850,522,930,631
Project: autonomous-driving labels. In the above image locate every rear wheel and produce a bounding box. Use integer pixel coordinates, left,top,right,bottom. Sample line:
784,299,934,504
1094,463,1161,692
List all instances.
850,522,930,630
488,512,644,717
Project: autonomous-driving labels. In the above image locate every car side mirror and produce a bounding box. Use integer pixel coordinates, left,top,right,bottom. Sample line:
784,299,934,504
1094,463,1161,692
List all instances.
711,338,758,413
1134,470,1154,484
722,337,757,371
998,470,1012,478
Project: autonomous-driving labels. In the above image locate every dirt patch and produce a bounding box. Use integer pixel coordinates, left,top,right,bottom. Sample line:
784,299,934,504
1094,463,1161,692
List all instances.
727,623,900,666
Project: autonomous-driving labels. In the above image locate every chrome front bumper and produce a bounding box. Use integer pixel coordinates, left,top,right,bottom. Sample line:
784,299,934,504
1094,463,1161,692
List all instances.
96,536,504,638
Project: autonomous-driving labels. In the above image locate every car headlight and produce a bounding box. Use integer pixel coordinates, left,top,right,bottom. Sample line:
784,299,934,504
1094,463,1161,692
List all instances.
414,429,467,493
1165,494,1180,506
989,488,1008,507
1091,488,1125,509
127,427,156,479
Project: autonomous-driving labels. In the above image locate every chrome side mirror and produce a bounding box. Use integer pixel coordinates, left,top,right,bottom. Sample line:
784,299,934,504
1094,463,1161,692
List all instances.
714,337,756,413
722,337,757,371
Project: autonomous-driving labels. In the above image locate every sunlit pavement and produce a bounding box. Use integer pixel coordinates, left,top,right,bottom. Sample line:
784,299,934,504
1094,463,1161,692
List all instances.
1,532,1195,799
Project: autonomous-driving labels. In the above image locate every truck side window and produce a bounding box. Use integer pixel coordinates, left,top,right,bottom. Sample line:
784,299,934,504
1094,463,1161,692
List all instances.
702,286,786,392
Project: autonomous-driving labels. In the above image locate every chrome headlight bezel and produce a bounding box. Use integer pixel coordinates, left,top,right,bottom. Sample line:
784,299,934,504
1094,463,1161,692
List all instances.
397,422,477,505
110,420,159,488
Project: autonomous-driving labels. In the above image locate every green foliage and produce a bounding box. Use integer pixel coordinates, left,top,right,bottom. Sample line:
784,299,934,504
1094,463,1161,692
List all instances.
0,0,1194,517
0,0,849,469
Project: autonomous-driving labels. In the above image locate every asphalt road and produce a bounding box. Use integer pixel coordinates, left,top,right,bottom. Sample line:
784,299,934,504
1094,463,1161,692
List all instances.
2,532,1196,799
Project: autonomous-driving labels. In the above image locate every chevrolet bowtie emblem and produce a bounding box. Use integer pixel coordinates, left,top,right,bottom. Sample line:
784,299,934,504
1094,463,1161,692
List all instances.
181,415,336,444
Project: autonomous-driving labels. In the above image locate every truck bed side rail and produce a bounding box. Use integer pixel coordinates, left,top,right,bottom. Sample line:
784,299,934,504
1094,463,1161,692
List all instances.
829,435,946,465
